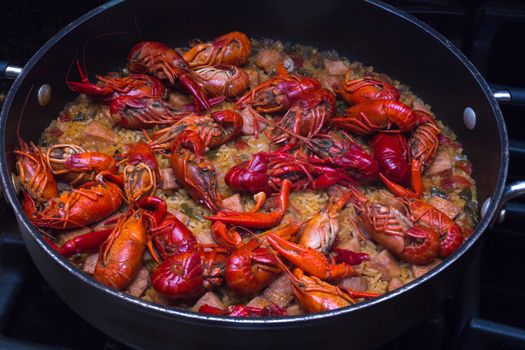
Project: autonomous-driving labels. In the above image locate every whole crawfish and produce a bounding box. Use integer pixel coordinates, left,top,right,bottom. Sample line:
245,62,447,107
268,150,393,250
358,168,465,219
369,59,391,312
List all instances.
234,74,321,113
377,113,441,198
194,65,250,97
225,238,281,295
271,88,335,147
94,196,166,290
338,76,399,105
151,244,228,299
298,192,351,254
151,213,197,259
370,133,411,185
15,139,58,202
127,41,210,111
121,142,159,203
304,132,379,183
45,144,118,185
406,198,463,258
151,110,243,151
183,31,252,68
22,179,123,230
110,97,187,129
332,99,432,135
347,188,441,265
170,130,222,212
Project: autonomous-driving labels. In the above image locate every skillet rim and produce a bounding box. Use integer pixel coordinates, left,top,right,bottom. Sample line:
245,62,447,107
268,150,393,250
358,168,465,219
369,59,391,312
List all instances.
0,0,509,326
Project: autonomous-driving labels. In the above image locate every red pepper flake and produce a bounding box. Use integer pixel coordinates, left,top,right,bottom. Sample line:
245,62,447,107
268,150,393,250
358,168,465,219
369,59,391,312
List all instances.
440,175,472,191
332,247,370,265
235,139,250,151
455,160,472,176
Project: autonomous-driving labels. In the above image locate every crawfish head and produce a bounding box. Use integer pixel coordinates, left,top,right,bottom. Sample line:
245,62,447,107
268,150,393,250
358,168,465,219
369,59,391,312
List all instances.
224,153,272,194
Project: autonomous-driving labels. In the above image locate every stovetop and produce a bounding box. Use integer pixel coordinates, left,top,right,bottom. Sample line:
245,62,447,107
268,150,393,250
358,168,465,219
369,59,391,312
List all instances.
2,1,525,349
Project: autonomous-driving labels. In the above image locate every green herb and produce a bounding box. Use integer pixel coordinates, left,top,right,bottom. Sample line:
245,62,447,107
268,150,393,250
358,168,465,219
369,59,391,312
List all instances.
179,203,194,218
207,149,219,160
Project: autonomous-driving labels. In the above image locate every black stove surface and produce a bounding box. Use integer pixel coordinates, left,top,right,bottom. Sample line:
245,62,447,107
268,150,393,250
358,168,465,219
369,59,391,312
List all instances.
2,1,525,349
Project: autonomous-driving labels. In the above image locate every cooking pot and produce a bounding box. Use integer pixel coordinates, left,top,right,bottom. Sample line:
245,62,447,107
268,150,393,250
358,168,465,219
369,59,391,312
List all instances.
1,0,524,349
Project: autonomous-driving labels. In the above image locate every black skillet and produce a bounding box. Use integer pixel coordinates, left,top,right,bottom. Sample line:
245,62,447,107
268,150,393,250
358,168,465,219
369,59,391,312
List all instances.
1,0,524,349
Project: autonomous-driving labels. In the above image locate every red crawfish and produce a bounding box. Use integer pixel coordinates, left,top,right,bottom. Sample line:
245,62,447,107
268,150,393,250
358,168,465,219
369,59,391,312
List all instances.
332,99,433,135
67,61,166,101
405,198,464,258
127,41,210,111
183,31,252,68
206,179,291,230
170,130,222,212
347,187,441,265
225,151,354,195
15,138,58,202
151,110,243,151
198,303,287,317
151,245,228,300
380,114,441,198
270,88,336,147
338,75,399,105
194,64,250,97
45,144,118,185
234,74,321,113
304,132,379,183
22,179,123,230
151,213,197,259
110,97,187,129
370,133,411,186
286,268,378,313
225,238,281,295
265,233,358,281
93,196,166,290
121,142,159,203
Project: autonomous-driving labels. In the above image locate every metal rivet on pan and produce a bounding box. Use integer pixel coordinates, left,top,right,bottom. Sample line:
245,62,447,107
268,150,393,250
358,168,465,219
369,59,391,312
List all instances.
480,197,491,219
37,84,52,106
463,107,476,130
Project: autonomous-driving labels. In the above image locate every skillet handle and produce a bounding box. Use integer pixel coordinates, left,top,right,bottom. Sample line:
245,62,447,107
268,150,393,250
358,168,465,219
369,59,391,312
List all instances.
491,83,525,105
489,181,525,226
0,61,23,80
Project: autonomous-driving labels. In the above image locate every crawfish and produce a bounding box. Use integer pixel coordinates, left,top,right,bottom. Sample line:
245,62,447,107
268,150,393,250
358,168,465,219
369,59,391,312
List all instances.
93,196,166,290
206,179,291,230
151,213,198,259
265,233,357,281
332,99,432,135
370,133,411,186
377,114,441,198
225,238,281,295
406,198,464,258
304,132,379,183
122,142,159,203
22,180,123,230
59,228,113,258
289,268,357,313
183,31,252,68
67,61,166,101
170,130,222,212
338,75,399,105
194,64,250,97
151,244,228,299
151,110,243,151
199,303,287,317
45,144,118,185
298,192,352,254
15,138,58,202
347,188,441,265
234,74,321,113
110,97,187,129
271,88,335,147
127,41,210,111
